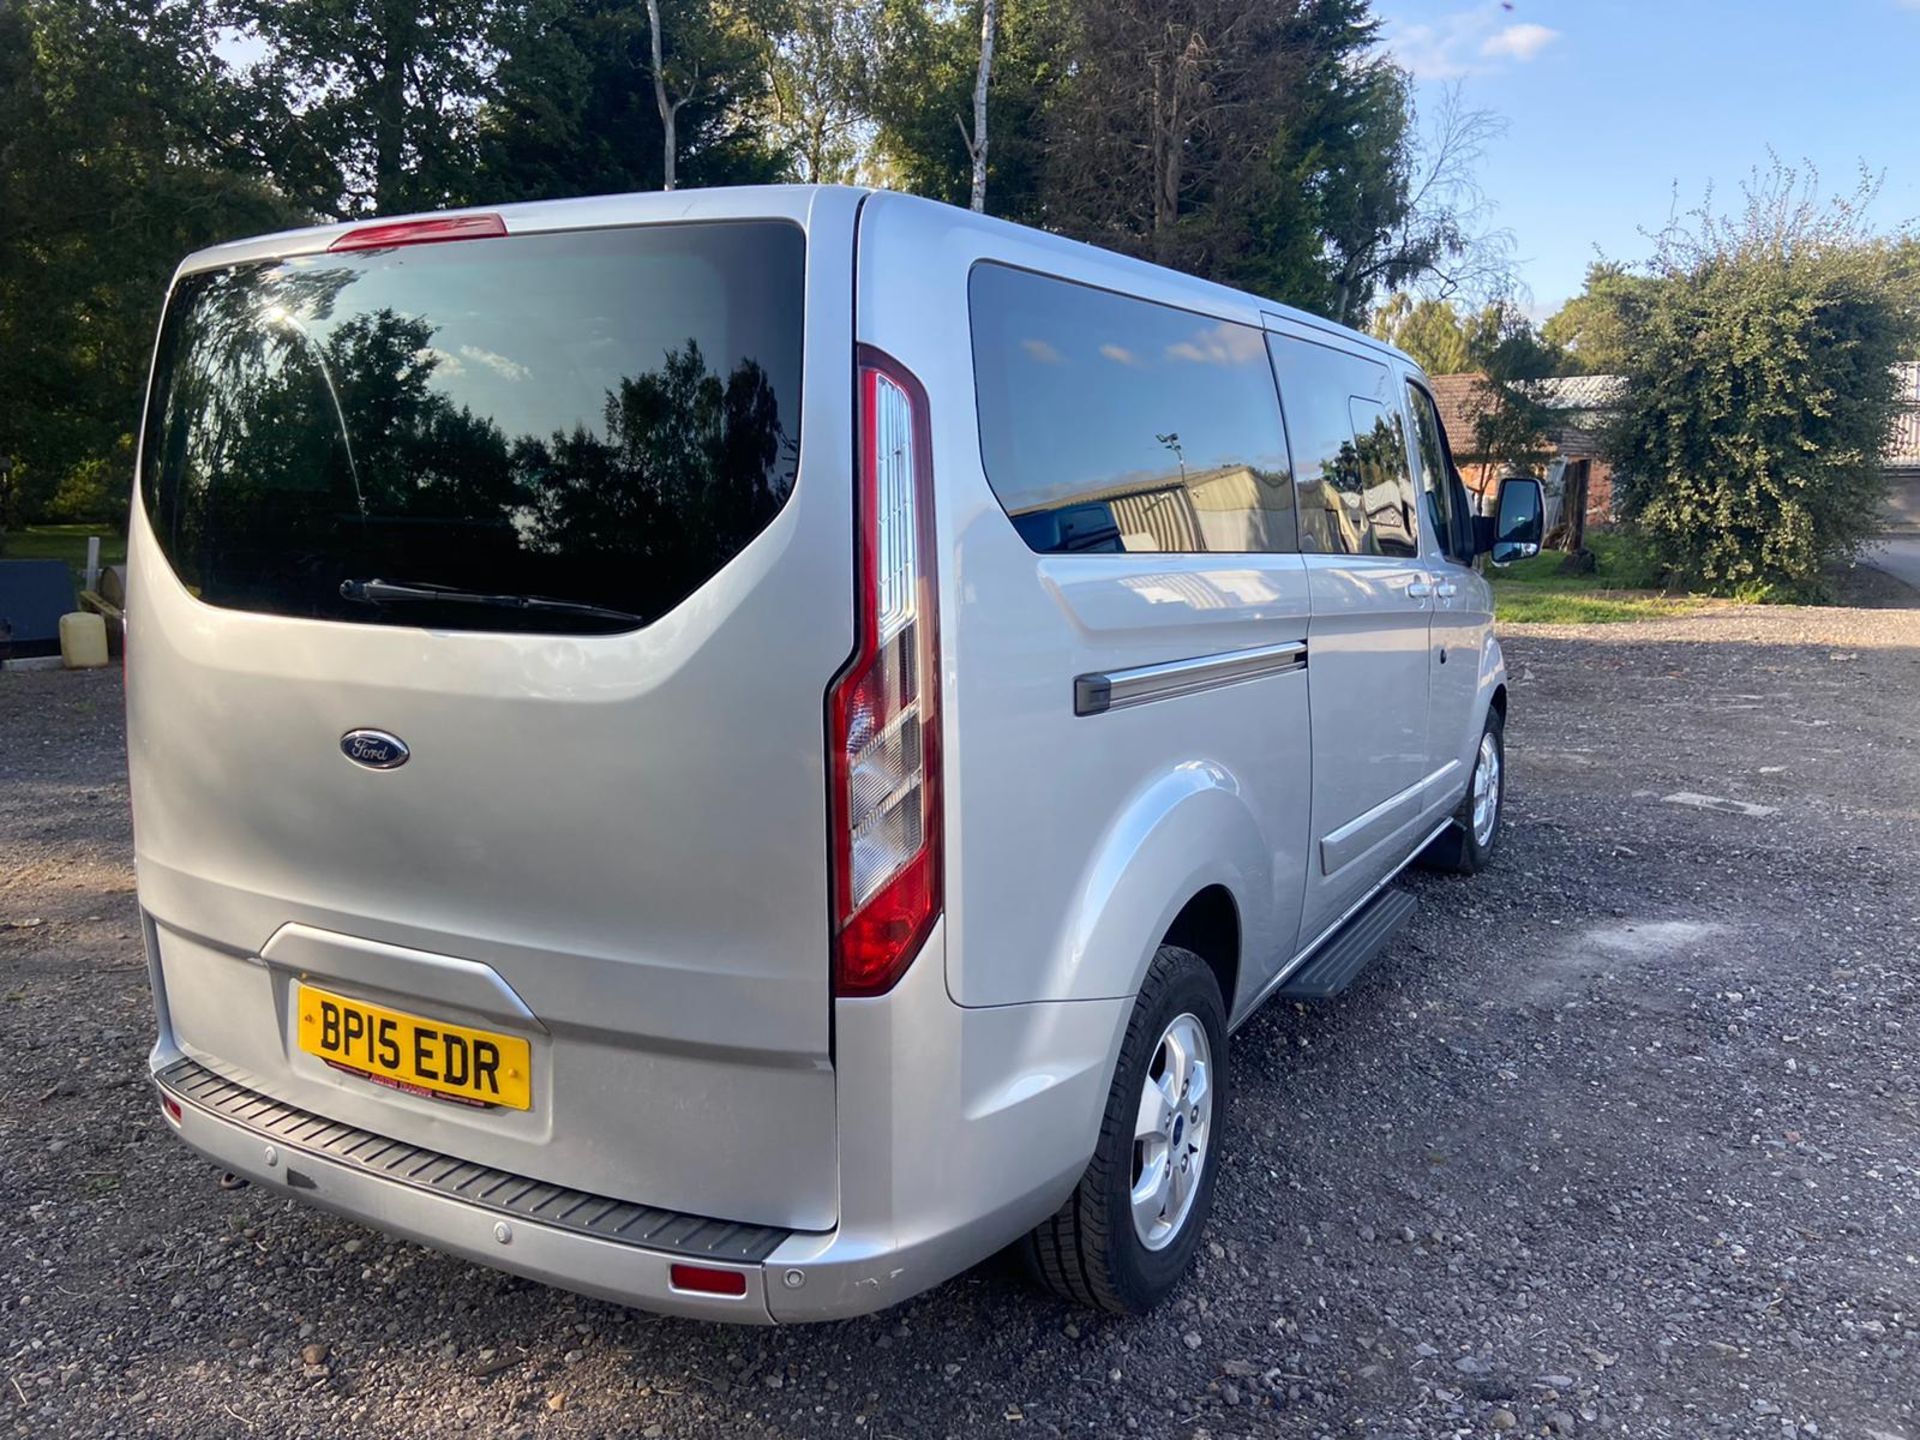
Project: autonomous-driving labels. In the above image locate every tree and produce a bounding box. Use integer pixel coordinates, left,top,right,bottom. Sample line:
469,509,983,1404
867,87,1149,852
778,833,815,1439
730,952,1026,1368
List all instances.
644,0,684,189
477,0,784,200
1318,82,1509,325
869,0,1059,219
1371,293,1471,373
0,0,299,535
1030,0,1504,318
964,0,995,211
1542,263,1644,375
766,0,882,184
1610,166,1920,595
1463,301,1561,479
230,0,500,217
1043,0,1310,270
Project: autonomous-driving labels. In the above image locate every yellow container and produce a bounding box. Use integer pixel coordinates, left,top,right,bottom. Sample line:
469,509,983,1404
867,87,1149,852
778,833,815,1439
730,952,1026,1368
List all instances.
59,611,110,670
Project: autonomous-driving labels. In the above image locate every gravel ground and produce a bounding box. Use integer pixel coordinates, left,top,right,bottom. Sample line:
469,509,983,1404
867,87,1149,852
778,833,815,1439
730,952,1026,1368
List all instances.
3,605,1917,1440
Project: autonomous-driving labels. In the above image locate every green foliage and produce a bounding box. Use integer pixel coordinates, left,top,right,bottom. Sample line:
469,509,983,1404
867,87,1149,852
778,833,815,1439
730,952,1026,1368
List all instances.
769,0,882,184
0,0,302,525
1608,166,1920,594
1488,529,1698,623
1371,293,1471,373
476,0,786,201
1541,264,1645,375
47,450,130,527
1463,301,1563,474
2,0,1512,523
229,0,500,217
869,0,1059,217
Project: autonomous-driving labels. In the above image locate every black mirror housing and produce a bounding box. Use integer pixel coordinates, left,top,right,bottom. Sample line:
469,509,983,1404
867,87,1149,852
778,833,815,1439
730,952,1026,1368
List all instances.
1478,475,1545,566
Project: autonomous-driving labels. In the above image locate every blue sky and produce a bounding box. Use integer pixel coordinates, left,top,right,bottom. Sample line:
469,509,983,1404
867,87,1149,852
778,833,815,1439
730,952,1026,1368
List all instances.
1375,0,1920,316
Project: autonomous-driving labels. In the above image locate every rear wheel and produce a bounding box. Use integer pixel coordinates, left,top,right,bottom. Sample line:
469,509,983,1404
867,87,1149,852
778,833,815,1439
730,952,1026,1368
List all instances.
1023,945,1227,1314
1420,705,1505,874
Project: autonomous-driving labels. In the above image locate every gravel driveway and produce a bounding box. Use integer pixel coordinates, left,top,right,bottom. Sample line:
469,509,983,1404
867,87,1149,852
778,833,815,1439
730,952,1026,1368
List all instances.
3,605,1917,1440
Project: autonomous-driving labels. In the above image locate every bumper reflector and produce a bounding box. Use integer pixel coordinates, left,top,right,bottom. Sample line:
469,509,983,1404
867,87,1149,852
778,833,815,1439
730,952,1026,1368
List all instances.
669,1263,749,1298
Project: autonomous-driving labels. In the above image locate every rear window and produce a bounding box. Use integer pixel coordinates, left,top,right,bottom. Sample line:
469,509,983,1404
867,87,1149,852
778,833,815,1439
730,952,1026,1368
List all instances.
140,221,805,634
969,264,1295,555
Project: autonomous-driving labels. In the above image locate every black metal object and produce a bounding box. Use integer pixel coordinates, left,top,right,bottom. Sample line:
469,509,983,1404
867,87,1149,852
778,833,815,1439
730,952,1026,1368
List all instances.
1276,888,1418,1001
156,1058,792,1263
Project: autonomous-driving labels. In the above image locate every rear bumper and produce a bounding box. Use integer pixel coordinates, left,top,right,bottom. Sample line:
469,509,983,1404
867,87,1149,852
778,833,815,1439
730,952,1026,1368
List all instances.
156,1061,783,1322
151,931,1134,1323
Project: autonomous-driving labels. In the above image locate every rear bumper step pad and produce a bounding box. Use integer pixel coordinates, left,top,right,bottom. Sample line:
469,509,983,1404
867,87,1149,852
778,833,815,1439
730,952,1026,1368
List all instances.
1277,887,1418,1001
155,1058,790,1263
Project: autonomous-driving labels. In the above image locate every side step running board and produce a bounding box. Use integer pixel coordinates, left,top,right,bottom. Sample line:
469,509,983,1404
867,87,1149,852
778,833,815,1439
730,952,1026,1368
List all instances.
1276,887,1418,1001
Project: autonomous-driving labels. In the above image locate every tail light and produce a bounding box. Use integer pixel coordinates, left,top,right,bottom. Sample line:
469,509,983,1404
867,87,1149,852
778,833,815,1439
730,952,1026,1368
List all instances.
827,347,942,998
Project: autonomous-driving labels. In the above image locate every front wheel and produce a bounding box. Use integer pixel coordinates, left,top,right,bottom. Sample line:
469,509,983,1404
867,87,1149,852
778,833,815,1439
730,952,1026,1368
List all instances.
1022,945,1227,1314
1420,705,1506,874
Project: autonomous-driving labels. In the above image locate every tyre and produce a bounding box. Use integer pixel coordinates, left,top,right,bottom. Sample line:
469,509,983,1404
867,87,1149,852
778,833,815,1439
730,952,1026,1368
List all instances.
1420,705,1505,874
1023,945,1227,1314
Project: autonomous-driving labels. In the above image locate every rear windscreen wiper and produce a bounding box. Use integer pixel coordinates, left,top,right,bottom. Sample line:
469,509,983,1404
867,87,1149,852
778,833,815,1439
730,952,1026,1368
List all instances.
339,578,645,626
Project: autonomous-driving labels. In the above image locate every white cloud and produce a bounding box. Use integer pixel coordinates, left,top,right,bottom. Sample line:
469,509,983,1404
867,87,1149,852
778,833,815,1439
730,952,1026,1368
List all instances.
1021,337,1065,364
1099,343,1143,367
1387,5,1562,79
458,344,530,381
1165,322,1266,367
412,346,466,378
1481,22,1560,62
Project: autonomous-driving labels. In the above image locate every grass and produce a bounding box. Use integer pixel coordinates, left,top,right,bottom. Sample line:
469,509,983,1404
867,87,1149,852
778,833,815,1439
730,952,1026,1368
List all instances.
1489,529,1705,624
1,523,126,595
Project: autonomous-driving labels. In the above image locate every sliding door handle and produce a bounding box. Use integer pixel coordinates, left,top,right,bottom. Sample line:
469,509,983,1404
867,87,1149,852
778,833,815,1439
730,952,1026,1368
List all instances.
1405,581,1433,599
1435,580,1459,598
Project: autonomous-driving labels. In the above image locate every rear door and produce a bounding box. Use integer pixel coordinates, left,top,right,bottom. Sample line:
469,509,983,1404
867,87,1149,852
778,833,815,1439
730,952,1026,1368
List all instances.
1266,328,1432,947
128,189,859,1230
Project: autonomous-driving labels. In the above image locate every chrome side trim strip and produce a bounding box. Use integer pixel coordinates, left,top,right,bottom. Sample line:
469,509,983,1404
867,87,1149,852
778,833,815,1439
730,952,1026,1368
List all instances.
1232,818,1451,1032
1074,640,1308,717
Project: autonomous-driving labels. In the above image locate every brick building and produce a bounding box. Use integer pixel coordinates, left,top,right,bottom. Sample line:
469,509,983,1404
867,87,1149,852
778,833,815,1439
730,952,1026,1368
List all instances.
1427,372,1624,534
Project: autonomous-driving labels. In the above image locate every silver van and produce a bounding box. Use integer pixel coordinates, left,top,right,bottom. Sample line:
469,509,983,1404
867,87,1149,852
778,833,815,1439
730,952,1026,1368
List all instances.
131,185,1544,1322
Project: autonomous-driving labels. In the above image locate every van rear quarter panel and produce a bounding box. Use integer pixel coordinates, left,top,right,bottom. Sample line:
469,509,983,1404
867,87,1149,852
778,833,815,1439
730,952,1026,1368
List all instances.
856,194,1313,1013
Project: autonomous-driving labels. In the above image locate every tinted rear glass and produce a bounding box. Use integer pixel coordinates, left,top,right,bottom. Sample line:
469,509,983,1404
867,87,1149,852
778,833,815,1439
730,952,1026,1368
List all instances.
140,221,804,634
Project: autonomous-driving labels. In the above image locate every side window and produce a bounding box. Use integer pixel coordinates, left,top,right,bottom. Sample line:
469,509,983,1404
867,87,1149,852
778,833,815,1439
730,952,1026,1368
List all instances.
1343,399,1418,558
1266,334,1416,558
969,263,1295,555
1405,381,1472,563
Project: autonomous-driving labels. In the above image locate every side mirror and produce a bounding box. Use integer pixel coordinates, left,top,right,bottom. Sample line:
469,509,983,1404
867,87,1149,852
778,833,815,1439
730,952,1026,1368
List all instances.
1477,475,1544,566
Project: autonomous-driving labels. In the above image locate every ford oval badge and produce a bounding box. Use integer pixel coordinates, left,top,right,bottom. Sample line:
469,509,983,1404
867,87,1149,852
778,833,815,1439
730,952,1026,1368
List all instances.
340,729,410,770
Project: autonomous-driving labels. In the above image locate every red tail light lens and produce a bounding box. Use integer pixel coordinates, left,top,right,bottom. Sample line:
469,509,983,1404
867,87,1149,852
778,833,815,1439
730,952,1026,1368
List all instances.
328,214,508,252
160,1096,182,1125
668,1263,749,1297
828,348,942,998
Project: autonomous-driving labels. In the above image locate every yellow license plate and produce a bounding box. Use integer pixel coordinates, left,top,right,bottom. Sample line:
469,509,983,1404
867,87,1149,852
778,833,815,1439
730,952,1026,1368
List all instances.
295,984,532,1111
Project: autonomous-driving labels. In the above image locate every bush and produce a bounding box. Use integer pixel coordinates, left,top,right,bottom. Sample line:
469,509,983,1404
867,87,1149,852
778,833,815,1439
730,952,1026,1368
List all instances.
1608,166,1920,594
44,447,131,529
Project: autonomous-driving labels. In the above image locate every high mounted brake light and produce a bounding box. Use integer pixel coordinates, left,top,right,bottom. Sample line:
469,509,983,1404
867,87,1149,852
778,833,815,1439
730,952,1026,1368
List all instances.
327,214,508,252
827,347,942,998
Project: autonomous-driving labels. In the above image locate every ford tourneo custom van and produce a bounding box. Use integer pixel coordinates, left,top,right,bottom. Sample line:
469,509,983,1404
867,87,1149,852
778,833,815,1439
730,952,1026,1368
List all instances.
131,186,1545,1322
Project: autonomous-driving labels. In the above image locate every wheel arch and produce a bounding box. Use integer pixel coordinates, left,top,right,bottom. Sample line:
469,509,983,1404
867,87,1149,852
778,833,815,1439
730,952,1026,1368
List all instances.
1160,884,1240,1018
1039,761,1272,1012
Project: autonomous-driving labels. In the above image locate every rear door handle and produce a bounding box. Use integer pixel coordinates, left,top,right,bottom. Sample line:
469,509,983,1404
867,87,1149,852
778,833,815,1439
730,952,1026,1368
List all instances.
1435,580,1458,598
1405,581,1433,599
